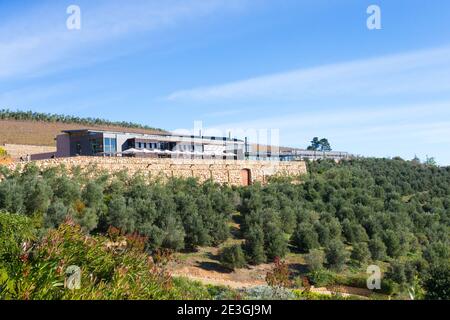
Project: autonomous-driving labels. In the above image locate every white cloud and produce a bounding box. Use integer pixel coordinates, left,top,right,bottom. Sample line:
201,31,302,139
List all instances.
166,46,450,102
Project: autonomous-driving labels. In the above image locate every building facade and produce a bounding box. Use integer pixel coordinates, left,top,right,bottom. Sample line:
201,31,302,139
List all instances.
56,129,245,160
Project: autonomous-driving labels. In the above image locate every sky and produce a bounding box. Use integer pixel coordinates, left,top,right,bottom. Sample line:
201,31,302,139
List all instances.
1,0,450,164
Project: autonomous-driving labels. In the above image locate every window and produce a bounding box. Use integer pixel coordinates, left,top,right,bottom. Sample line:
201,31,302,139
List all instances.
104,138,117,154
76,142,82,155
110,138,117,153
90,138,102,155
104,138,110,153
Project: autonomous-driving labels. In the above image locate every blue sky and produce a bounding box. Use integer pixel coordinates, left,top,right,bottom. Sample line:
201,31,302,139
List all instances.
1,0,450,164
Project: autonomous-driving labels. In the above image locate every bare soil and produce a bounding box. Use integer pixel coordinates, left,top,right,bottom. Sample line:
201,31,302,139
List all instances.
169,246,372,298
170,246,270,289
0,157,12,165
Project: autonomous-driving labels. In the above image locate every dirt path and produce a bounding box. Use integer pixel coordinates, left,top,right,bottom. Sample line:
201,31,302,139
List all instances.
169,247,371,299
170,257,271,289
171,270,265,289
172,265,370,299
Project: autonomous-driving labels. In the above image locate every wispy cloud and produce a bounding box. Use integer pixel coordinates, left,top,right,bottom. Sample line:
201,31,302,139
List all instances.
167,46,450,102
0,0,247,79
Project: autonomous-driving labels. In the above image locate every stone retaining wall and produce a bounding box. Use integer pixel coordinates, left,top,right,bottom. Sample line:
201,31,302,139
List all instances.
5,156,307,186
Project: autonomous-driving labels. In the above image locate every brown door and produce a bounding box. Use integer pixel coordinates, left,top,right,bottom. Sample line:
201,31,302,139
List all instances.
241,169,251,186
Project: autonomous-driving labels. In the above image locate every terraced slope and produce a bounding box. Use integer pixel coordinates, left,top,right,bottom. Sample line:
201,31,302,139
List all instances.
0,120,167,146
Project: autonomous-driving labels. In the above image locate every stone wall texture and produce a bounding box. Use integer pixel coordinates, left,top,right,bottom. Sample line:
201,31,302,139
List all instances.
5,156,307,186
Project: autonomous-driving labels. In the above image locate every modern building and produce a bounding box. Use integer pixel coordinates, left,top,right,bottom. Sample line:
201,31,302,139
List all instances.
277,149,350,161
55,129,351,162
56,129,245,160
245,146,350,162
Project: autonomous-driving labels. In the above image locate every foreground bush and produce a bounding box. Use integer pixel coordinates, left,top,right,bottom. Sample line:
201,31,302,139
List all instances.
0,213,214,300
244,286,295,300
423,263,450,300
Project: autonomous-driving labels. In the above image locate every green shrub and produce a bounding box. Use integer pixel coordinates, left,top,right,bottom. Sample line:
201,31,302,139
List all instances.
423,263,450,300
0,147,7,157
351,242,370,265
0,221,219,300
0,212,35,272
244,285,295,300
386,261,409,287
369,237,387,261
292,222,320,253
308,269,337,287
219,244,246,270
325,241,348,271
0,167,236,253
293,289,361,300
305,249,325,272
264,227,288,261
171,277,214,300
383,230,401,258
243,225,267,264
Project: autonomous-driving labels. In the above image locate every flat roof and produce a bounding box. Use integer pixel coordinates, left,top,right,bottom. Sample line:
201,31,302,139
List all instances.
61,129,244,144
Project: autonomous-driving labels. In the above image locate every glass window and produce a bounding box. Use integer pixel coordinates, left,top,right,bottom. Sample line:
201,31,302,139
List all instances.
90,138,102,154
76,142,82,155
110,138,117,152
104,138,110,153
104,138,116,154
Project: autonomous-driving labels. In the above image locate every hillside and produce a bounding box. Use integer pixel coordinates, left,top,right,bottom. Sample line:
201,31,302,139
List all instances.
0,111,297,152
0,158,449,299
0,119,167,147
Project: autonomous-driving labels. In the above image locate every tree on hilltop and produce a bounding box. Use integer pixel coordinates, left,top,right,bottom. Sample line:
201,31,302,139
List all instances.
307,137,332,152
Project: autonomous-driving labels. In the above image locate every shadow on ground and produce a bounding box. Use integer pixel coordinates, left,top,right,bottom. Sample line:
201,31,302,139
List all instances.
288,263,309,278
196,261,233,274
192,251,232,273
